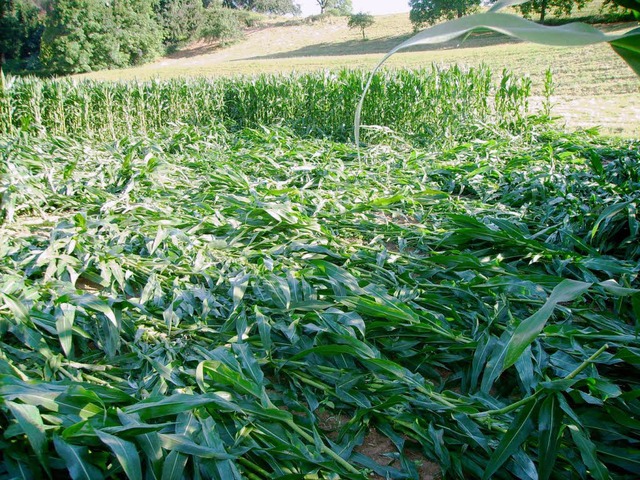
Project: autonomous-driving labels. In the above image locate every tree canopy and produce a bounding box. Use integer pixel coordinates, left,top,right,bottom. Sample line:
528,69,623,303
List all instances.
517,0,587,23
40,0,162,74
348,12,374,40
409,0,483,28
0,0,44,69
316,0,351,15
222,0,299,15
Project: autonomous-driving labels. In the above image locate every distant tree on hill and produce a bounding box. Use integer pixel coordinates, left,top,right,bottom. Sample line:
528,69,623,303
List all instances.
348,12,374,40
316,0,351,15
201,6,244,44
409,0,482,28
517,0,587,24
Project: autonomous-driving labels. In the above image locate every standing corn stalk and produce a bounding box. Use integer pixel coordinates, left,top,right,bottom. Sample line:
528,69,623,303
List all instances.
0,69,13,135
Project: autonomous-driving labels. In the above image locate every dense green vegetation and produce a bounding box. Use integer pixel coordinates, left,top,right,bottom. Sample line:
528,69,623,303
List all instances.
0,0,298,75
0,67,533,145
1,65,640,478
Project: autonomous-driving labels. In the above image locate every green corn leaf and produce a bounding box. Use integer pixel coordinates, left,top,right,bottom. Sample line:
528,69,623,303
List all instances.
482,399,538,480
4,455,34,480
0,292,30,323
567,424,609,480
503,280,591,371
232,343,265,387
590,201,634,241
230,273,250,311
135,432,163,480
95,429,143,480
598,445,640,474
340,295,418,324
538,395,563,480
289,344,376,361
56,304,76,358
453,413,489,451
125,393,241,420
611,29,640,79
159,434,235,460
598,279,640,297
54,436,105,480
5,401,49,473
68,294,118,327
161,450,188,480
198,360,265,400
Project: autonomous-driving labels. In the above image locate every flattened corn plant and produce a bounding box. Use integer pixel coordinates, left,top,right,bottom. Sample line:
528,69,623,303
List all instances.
1,119,639,479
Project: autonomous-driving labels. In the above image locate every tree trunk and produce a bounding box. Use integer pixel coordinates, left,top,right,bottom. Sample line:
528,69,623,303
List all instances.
361,27,365,39
540,0,547,24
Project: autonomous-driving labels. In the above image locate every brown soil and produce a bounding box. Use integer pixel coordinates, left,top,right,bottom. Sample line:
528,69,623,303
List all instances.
317,410,440,479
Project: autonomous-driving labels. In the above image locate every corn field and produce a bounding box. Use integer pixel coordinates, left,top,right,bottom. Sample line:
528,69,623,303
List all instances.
0,67,534,145
1,65,639,480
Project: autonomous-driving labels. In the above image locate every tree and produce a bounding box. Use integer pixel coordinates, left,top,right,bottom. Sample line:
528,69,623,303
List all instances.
222,0,300,15
40,0,109,74
348,12,374,40
41,0,162,74
0,0,44,70
111,0,163,66
409,0,482,28
517,0,587,24
200,6,243,44
157,0,205,48
316,0,351,15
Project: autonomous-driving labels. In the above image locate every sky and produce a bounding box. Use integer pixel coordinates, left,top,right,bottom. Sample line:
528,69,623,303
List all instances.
297,0,411,16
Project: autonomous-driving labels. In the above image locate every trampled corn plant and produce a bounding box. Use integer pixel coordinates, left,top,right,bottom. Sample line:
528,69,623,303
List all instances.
1,124,640,479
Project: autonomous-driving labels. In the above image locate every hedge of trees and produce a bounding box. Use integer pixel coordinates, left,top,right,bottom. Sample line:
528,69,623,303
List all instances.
0,0,298,75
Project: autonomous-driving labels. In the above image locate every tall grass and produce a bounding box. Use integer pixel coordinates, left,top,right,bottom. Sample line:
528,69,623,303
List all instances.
0,66,538,145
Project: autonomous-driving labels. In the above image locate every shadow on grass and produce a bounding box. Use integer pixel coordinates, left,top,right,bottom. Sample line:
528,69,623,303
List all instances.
240,31,524,62
166,43,224,60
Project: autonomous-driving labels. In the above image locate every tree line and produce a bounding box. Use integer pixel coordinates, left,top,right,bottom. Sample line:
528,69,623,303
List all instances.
0,0,355,75
409,0,635,27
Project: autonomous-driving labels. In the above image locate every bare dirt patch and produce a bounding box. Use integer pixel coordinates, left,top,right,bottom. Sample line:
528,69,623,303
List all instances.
317,410,440,479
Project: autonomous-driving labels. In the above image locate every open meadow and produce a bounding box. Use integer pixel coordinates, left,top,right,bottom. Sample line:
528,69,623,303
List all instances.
1,3,640,479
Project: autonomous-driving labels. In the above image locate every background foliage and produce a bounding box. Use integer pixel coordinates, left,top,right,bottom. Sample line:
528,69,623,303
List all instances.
517,0,588,23
410,0,483,27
